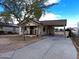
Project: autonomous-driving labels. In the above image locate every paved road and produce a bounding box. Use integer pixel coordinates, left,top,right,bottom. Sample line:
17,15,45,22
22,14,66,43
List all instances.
11,36,77,59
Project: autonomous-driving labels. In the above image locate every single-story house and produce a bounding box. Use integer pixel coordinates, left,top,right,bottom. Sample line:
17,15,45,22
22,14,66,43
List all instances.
0,22,19,34
19,19,67,36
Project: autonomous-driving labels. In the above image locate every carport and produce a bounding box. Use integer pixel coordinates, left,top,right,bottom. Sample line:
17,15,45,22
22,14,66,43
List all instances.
40,19,67,36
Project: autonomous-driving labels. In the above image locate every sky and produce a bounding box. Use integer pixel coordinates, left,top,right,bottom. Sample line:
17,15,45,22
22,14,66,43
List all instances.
40,0,79,28
0,0,79,28
0,5,4,12
0,0,4,13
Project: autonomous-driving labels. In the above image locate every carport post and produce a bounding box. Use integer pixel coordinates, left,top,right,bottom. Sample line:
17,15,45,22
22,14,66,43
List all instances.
64,26,66,37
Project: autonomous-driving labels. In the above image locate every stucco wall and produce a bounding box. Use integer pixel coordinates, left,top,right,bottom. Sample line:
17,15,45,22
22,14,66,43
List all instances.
2,27,19,33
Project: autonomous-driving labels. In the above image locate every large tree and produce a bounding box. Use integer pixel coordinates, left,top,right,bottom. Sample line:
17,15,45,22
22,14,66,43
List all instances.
0,0,57,35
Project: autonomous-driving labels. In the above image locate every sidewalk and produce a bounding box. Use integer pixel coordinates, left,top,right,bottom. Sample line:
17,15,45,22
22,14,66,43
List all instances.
0,51,15,59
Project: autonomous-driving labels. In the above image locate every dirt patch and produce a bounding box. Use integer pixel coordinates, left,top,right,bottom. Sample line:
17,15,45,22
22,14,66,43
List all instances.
0,35,40,53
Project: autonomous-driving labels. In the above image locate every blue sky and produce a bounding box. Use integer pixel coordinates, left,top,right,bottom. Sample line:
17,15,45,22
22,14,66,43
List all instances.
0,0,4,13
0,0,79,27
0,5,4,12
42,0,79,27
46,0,79,18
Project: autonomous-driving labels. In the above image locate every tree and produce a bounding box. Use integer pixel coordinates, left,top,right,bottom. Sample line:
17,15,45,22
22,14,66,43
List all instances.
0,0,58,35
0,12,14,24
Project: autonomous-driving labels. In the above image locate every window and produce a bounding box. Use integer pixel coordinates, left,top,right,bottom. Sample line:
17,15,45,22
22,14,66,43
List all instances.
24,26,27,30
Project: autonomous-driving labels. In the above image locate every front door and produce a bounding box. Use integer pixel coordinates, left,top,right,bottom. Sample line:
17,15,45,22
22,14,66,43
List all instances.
30,26,34,35
30,26,37,35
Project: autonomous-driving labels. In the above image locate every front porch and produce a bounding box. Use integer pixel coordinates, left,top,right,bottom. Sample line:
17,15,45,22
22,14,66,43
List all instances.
23,25,55,36
24,26,38,35
23,25,66,37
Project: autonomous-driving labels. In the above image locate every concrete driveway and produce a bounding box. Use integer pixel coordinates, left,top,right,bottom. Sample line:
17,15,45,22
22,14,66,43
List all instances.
11,36,77,59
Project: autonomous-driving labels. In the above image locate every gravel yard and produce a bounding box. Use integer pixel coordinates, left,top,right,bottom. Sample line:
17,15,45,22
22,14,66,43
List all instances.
0,35,40,53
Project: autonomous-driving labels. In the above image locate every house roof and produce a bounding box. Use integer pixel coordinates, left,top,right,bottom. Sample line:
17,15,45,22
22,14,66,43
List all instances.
40,19,67,26
18,19,41,26
0,22,18,27
19,19,67,26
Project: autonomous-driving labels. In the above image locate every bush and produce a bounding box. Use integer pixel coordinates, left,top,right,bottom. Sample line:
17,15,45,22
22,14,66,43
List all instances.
8,31,13,34
0,31,5,35
8,31,18,34
0,31,18,35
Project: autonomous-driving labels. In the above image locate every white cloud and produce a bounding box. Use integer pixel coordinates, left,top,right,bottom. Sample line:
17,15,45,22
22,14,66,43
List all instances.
44,0,60,6
66,20,78,28
39,13,61,21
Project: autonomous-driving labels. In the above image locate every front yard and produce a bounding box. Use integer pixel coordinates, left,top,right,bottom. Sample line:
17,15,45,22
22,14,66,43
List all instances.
0,35,40,53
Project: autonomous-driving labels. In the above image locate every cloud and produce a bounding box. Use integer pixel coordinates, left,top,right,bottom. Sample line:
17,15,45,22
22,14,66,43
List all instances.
39,13,61,21
44,0,60,6
66,20,78,28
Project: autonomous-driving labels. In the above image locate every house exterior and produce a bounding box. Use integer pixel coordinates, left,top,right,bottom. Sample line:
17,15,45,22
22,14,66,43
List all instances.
0,22,19,34
19,19,67,36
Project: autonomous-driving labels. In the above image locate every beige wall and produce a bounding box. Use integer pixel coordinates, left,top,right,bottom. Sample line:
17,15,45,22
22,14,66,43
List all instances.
37,26,43,35
38,26,55,36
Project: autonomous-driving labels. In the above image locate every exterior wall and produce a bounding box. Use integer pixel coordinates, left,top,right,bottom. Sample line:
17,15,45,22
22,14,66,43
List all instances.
15,27,19,33
50,27,54,35
19,27,22,35
41,26,54,35
38,26,54,36
3,27,14,32
2,26,19,33
42,26,48,35
26,27,30,35
37,26,43,35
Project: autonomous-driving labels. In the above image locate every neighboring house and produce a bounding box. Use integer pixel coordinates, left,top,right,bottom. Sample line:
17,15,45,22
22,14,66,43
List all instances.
0,22,19,34
19,19,67,36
